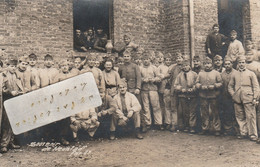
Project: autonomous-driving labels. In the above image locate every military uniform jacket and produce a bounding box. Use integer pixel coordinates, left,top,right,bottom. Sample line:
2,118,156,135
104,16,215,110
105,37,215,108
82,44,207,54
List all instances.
39,67,59,88
15,69,31,93
158,64,170,93
169,64,182,94
97,95,116,115
71,108,97,122
81,65,105,94
174,70,198,98
27,66,40,91
195,69,223,98
118,62,141,92
228,68,259,104
221,69,237,100
206,32,227,55
114,92,141,119
140,64,160,91
54,72,74,83
226,39,245,62
102,70,121,97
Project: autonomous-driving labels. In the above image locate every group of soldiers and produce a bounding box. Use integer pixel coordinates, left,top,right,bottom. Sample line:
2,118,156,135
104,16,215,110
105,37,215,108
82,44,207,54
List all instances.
1,23,260,154
74,27,109,53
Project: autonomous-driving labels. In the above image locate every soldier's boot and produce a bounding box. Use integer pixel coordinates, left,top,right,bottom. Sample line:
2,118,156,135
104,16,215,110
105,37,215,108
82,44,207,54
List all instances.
109,131,115,140
135,128,143,140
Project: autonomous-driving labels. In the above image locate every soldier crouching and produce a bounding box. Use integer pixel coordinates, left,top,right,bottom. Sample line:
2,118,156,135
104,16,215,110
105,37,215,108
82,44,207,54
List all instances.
110,80,143,140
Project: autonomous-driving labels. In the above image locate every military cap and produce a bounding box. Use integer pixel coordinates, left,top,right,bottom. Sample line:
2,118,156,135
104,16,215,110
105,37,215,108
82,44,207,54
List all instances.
193,55,200,61
237,55,246,62
7,55,18,65
157,51,164,58
18,56,28,63
204,57,212,64
230,30,237,35
182,59,190,66
212,24,219,29
245,40,252,45
59,60,69,67
118,79,127,87
164,53,172,59
28,53,37,59
44,54,53,60
214,55,222,61
223,56,233,63
86,54,96,61
142,52,150,60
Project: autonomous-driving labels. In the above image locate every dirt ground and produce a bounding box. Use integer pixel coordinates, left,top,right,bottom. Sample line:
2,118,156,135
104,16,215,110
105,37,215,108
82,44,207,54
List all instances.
1,130,260,167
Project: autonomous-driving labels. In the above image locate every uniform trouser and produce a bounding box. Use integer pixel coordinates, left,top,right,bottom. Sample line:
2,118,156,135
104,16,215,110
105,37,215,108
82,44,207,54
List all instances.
200,98,221,132
234,102,258,137
110,112,141,131
179,97,197,129
163,89,173,125
221,98,238,133
170,93,178,127
141,91,162,126
1,109,14,148
256,103,260,134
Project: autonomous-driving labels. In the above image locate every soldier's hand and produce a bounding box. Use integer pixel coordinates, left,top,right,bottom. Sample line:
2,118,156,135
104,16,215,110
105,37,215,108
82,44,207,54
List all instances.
208,85,215,90
201,85,208,90
97,112,102,117
91,117,97,123
181,89,186,93
252,99,258,105
134,89,140,95
127,110,134,118
11,91,18,96
122,116,128,122
188,88,193,93
102,110,108,116
143,78,149,83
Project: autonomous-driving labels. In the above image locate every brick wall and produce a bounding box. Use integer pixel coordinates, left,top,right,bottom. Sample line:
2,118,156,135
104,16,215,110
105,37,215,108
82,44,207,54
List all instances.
193,0,218,58
0,0,73,63
163,0,189,60
248,0,260,47
113,0,166,55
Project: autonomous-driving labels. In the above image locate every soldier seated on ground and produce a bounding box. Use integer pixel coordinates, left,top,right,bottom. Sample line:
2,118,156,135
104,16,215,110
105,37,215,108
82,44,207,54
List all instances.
110,80,143,140
70,108,100,141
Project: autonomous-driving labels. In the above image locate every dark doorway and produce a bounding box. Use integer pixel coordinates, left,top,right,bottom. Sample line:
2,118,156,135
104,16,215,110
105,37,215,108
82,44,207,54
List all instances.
73,0,111,38
218,0,245,41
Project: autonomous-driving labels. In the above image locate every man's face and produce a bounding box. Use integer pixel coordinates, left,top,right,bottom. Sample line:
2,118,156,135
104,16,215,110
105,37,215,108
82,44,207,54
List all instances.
143,58,150,66
246,44,253,50
100,92,105,99
213,27,219,33
153,60,159,67
83,31,88,37
238,60,246,69
119,84,127,95
76,30,81,37
193,60,201,68
135,58,142,65
158,55,164,63
87,58,95,67
8,64,16,74
214,59,223,67
123,54,131,63
29,58,37,67
204,62,212,70
245,53,254,62
61,64,69,73
124,36,131,45
44,58,53,68
97,29,103,35
224,61,232,71
18,61,27,71
88,29,93,36
165,58,172,66
74,58,81,69
95,61,100,67
67,59,74,70
104,61,113,72
118,59,124,66
176,56,183,65
182,64,190,72
231,33,237,41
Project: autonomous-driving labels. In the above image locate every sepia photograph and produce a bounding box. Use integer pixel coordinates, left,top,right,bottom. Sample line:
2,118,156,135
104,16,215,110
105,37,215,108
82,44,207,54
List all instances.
0,0,260,166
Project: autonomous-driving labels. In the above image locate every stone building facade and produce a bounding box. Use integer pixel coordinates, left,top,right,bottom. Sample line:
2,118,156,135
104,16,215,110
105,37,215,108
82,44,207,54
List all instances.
0,0,259,63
